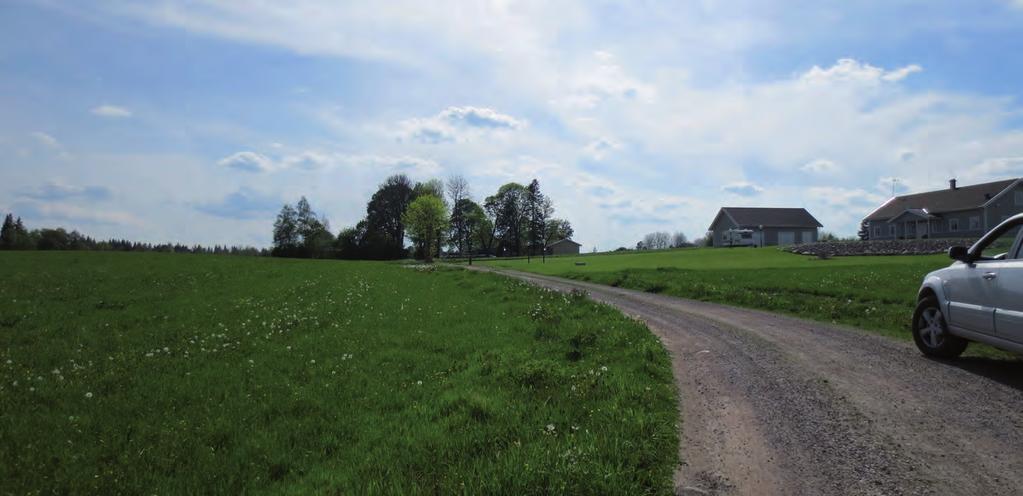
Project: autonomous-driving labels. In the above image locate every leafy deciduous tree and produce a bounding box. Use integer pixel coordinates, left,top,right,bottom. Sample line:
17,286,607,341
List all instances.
402,195,448,263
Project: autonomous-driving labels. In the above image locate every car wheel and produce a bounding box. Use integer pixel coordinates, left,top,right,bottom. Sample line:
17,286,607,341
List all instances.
912,296,968,359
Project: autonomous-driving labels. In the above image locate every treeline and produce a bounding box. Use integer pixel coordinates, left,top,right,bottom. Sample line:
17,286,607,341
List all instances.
272,174,573,261
0,214,266,256
634,231,697,250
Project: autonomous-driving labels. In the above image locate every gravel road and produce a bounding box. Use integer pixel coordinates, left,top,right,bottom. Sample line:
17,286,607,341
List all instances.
471,266,1023,496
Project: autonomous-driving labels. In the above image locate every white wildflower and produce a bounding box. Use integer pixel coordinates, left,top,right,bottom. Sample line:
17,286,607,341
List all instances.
85,392,93,398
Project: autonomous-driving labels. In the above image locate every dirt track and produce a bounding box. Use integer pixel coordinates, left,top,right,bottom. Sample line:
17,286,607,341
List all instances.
472,266,1023,496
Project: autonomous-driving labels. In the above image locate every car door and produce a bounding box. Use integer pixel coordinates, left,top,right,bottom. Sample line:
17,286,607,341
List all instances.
944,260,999,335
994,229,1023,343
945,222,1021,336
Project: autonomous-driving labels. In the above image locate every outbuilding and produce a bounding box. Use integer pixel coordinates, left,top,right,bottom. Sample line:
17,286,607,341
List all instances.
707,207,822,247
546,238,582,256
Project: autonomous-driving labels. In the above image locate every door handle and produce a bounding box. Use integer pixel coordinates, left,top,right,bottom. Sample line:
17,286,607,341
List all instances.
983,272,998,280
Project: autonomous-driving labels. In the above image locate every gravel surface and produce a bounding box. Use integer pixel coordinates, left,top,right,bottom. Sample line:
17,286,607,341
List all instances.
470,266,1023,496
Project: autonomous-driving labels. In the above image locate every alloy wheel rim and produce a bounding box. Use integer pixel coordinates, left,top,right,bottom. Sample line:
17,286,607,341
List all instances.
919,307,946,348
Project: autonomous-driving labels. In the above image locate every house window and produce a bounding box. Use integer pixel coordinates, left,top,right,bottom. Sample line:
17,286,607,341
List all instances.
969,216,981,230
1016,190,1023,206
874,226,882,237
949,219,959,232
889,225,896,236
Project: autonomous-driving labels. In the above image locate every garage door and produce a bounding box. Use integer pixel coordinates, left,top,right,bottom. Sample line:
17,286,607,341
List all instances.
801,231,814,244
778,231,795,245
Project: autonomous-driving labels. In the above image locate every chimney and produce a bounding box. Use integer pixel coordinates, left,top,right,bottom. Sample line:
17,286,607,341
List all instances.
949,178,958,190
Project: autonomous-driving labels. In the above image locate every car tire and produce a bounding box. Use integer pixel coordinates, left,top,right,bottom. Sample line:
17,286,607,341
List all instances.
912,296,968,359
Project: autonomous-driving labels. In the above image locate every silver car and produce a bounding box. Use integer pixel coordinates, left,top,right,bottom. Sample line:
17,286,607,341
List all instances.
913,213,1023,358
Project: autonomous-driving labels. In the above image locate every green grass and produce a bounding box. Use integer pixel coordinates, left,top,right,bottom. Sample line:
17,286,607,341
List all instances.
480,247,1013,357
0,252,678,495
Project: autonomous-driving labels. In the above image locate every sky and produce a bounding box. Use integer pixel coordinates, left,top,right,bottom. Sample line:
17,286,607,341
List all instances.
3,0,1023,250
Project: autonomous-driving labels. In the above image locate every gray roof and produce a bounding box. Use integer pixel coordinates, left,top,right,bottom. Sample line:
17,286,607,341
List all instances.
710,207,823,230
549,238,581,247
865,178,1019,221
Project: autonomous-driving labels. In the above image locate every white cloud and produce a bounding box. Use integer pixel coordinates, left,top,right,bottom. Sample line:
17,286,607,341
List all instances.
964,157,1023,181
217,151,275,173
399,106,524,144
799,58,921,86
217,149,441,177
800,159,837,173
721,182,764,196
11,199,142,227
31,131,60,149
584,138,622,160
91,105,132,118
23,181,112,201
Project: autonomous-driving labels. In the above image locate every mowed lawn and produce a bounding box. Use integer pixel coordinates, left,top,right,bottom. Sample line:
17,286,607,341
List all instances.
0,252,677,495
483,247,960,344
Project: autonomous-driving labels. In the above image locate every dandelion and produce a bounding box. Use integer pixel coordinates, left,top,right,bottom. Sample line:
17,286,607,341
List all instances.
85,392,93,398
163,347,170,353
309,359,316,364
600,365,608,372
416,380,423,386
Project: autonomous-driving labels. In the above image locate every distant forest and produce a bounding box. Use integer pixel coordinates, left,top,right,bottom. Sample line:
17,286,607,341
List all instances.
0,213,266,256
0,174,572,262
272,174,572,261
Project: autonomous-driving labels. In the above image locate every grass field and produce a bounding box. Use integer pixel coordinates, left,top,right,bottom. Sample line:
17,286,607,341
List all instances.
0,252,678,495
481,247,977,347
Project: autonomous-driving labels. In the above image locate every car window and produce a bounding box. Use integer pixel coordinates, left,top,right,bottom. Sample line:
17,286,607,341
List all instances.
978,226,1020,260
1013,227,1023,260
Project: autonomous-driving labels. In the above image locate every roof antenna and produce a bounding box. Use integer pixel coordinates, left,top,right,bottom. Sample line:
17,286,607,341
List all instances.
891,177,898,197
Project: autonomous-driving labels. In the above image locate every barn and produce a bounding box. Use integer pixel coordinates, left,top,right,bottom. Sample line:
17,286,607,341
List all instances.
546,238,582,256
707,207,822,247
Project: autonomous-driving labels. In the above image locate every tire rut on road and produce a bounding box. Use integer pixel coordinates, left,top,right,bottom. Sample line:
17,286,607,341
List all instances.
469,266,1023,496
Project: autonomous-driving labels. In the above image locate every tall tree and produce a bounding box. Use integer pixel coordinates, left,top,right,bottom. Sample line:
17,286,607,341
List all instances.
365,174,414,259
12,217,31,249
463,200,486,265
414,179,447,258
272,204,300,256
0,214,15,250
446,175,471,254
523,179,552,262
485,182,527,256
450,198,481,257
402,195,448,263
291,197,334,258
671,231,689,248
857,219,870,241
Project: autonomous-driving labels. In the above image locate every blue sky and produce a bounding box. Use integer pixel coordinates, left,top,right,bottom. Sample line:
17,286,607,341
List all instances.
3,0,1023,249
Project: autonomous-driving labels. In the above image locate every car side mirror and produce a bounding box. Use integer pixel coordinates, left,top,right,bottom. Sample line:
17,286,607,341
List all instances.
948,245,971,262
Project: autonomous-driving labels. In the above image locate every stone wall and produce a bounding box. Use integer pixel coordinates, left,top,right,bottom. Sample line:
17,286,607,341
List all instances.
785,238,976,257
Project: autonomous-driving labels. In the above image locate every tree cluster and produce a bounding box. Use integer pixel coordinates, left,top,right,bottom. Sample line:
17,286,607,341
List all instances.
271,197,335,258
0,213,266,255
635,231,691,250
273,175,574,262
